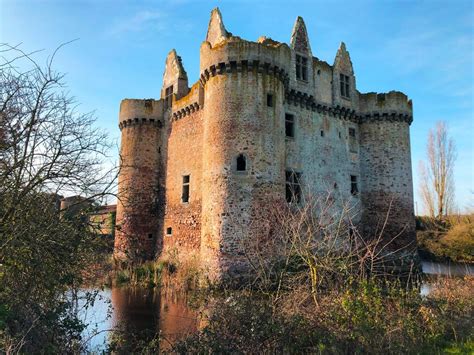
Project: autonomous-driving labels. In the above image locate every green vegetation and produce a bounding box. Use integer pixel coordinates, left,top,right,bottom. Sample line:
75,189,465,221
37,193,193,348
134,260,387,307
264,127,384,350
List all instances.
172,277,473,354
417,215,474,263
109,250,201,291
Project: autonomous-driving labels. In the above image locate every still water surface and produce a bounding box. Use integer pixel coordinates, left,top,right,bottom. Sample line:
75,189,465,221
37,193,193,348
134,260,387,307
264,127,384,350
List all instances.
82,260,473,352
81,288,199,352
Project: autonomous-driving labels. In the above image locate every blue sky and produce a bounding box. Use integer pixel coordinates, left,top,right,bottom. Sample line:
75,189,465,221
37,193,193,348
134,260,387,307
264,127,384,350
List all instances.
1,0,473,212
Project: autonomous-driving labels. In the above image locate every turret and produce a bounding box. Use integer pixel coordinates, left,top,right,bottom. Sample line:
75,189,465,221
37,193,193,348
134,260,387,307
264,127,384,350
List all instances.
114,99,163,261
199,8,290,281
358,91,416,270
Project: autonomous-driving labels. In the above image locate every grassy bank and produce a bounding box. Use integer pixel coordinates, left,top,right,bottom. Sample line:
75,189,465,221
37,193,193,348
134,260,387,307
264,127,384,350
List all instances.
417,215,474,263
101,253,201,290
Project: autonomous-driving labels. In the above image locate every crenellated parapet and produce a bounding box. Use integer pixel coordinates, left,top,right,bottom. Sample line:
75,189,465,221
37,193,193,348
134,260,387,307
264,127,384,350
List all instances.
358,91,413,125
171,82,204,121
119,117,162,130
118,99,163,129
172,102,201,121
199,57,290,89
285,88,358,122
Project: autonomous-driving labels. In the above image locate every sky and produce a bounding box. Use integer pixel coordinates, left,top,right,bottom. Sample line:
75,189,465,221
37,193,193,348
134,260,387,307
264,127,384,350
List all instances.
1,0,473,213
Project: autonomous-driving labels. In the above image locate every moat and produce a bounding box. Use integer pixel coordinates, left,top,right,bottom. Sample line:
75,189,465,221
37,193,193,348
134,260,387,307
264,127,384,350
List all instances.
81,260,473,352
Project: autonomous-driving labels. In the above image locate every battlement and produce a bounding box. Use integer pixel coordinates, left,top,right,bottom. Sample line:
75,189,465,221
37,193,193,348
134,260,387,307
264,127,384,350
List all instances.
172,82,204,121
118,99,163,130
200,36,291,85
358,91,413,124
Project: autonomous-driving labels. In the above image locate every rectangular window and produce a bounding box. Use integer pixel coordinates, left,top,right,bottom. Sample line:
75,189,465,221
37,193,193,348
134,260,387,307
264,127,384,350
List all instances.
182,175,190,203
166,227,172,235
296,55,308,81
349,127,357,153
164,85,173,109
350,175,358,195
286,170,302,203
285,113,295,138
320,130,324,137
340,74,350,98
267,93,273,107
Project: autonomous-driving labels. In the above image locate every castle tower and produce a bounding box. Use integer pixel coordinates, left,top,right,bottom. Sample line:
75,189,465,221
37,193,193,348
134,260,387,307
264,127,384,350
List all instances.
199,8,290,281
114,99,163,261
358,92,416,269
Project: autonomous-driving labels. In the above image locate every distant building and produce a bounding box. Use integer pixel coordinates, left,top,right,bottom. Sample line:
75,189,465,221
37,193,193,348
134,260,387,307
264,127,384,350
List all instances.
114,8,416,281
89,204,116,238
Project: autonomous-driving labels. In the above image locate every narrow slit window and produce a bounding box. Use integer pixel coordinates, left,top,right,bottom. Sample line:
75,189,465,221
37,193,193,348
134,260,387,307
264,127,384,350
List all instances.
182,175,190,203
302,57,308,81
236,154,246,171
164,85,173,109
267,94,273,107
320,130,324,137
166,227,172,235
285,113,295,138
350,175,358,195
286,170,302,203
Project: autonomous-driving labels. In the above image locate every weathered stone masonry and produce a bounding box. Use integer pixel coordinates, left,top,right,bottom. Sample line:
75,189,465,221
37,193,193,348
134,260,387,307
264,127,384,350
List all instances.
114,8,416,280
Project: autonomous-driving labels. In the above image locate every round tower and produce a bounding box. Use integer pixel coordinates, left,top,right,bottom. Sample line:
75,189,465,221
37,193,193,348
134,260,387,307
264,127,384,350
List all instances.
199,9,292,281
114,99,163,262
358,92,417,271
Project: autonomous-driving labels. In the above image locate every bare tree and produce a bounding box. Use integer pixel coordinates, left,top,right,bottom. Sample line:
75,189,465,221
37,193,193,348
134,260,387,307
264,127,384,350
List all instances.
0,43,117,352
419,121,456,219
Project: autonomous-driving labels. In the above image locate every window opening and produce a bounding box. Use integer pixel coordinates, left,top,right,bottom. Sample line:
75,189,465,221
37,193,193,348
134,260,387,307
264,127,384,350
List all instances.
285,113,295,138
267,94,273,107
164,85,173,109
286,170,302,203
296,55,308,81
340,74,350,98
350,175,358,195
182,175,190,203
166,227,172,235
236,154,246,171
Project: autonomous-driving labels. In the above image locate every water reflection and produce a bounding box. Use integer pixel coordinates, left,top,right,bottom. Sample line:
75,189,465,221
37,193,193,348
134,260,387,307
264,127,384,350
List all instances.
83,287,198,352
421,260,474,276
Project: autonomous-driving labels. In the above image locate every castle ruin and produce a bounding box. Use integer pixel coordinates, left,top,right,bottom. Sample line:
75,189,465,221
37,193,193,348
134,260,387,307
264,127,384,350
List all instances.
114,8,416,281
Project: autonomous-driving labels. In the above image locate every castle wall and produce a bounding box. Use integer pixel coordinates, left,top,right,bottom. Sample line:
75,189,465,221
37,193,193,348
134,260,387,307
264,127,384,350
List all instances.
284,104,361,220
312,59,333,105
163,108,204,259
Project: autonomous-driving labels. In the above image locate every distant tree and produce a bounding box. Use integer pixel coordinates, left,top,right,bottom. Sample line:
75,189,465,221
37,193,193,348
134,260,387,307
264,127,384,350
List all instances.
0,43,116,352
419,121,456,219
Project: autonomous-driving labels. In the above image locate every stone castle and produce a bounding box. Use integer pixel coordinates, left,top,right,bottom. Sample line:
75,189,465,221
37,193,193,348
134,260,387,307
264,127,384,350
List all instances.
114,8,416,281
